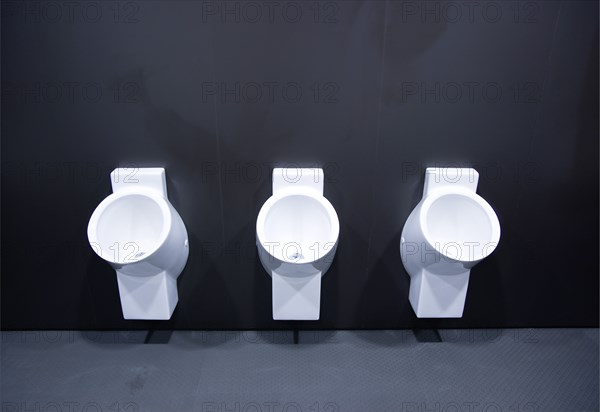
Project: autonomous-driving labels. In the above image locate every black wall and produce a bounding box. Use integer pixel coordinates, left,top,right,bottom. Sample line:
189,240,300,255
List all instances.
2,1,598,330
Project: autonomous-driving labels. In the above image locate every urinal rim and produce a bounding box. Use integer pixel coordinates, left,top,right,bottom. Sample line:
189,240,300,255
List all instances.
419,187,501,262
87,188,172,265
256,188,340,265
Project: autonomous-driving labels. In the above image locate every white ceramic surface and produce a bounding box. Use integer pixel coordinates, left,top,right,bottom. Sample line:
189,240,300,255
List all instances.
400,168,500,318
256,168,339,320
88,168,189,320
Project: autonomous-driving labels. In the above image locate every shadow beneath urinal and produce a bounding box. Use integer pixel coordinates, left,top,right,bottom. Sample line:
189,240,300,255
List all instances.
460,248,506,328
83,229,237,339
294,330,339,345
348,329,419,348
171,329,295,350
84,257,136,329
169,330,249,349
252,255,278,325
176,230,245,330
82,256,176,348
77,330,148,345
218,219,272,328
355,232,413,330
314,250,341,330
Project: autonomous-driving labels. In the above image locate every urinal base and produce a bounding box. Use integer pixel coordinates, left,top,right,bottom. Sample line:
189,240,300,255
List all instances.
272,271,321,321
116,271,178,320
408,269,470,318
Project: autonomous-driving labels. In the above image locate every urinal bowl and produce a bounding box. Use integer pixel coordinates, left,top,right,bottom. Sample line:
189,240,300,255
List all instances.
256,168,339,320
400,168,500,318
88,168,189,320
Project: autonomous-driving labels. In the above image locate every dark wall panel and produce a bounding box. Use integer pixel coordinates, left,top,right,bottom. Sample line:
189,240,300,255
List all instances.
1,1,598,329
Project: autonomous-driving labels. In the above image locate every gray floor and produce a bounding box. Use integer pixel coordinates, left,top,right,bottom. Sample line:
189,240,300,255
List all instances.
1,329,598,412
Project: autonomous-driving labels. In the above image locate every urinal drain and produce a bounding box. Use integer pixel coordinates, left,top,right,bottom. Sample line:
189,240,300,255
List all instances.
288,252,304,261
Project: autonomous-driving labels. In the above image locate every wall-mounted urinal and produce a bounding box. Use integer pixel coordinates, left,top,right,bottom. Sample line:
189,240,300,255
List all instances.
256,168,339,320
87,168,189,320
400,167,500,318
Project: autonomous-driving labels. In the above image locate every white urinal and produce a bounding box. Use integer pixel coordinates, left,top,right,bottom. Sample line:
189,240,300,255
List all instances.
87,168,189,320
256,168,339,320
400,167,500,318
